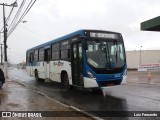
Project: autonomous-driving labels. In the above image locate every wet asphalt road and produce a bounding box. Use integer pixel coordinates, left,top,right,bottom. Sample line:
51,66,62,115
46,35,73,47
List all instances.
8,68,160,120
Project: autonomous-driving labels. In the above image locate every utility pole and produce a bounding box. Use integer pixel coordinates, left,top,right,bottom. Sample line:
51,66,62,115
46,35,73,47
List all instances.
0,32,3,65
0,44,3,65
0,2,18,77
2,3,7,62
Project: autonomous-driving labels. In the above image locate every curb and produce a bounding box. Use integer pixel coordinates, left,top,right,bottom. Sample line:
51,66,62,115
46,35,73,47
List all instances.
69,106,103,120
9,79,103,120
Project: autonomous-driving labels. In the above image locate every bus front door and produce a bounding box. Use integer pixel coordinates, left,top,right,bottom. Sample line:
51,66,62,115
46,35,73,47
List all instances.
71,42,83,86
29,52,34,76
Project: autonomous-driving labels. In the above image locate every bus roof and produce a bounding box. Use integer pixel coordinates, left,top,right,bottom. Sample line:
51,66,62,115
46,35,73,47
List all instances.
27,29,85,52
26,29,121,52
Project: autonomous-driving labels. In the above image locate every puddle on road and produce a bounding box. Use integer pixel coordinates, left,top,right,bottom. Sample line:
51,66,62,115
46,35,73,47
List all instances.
101,85,127,99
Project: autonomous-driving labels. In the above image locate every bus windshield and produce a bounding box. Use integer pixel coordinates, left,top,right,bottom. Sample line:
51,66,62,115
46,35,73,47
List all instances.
86,39,125,69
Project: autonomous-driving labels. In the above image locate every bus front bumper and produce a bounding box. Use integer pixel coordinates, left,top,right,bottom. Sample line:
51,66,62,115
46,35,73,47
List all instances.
83,75,127,88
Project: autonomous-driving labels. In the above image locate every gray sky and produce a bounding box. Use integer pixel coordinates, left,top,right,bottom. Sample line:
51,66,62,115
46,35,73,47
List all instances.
0,0,160,64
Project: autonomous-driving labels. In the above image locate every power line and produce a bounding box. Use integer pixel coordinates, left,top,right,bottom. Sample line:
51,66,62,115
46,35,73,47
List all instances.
5,0,17,23
8,0,37,37
0,1,18,32
18,25,52,40
7,0,26,31
0,2,18,67
8,0,36,36
8,0,32,34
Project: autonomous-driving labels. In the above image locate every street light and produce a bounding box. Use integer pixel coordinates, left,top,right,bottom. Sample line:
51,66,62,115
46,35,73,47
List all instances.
140,46,142,65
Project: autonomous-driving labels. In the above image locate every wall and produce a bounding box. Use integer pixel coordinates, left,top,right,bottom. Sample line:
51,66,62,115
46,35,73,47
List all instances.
126,50,160,69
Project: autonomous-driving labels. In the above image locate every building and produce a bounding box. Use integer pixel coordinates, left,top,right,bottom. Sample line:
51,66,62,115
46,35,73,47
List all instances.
141,16,160,31
125,16,160,69
126,50,160,69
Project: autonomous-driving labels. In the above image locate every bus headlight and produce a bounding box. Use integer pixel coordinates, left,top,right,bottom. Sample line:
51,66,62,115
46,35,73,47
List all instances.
87,70,96,80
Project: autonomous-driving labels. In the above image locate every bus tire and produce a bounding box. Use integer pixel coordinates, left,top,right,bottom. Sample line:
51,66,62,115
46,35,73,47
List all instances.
35,70,40,82
62,73,72,90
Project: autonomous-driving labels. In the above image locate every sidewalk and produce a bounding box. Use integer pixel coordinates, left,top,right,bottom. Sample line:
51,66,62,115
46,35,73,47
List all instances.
127,70,160,85
0,79,93,120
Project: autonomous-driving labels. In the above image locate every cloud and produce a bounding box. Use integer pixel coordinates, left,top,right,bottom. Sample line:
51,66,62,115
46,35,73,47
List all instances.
1,0,160,63
56,0,107,17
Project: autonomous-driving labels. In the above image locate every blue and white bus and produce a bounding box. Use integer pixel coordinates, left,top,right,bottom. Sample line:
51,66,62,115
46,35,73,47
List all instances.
26,29,127,89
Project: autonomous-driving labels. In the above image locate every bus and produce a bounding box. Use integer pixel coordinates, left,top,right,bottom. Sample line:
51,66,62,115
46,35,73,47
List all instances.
26,29,127,89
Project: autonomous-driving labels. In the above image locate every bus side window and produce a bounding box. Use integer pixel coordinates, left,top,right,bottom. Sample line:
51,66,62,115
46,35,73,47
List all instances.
26,52,30,65
44,49,51,62
34,49,38,62
29,53,33,62
61,49,70,59
52,43,60,60
60,40,70,60
39,48,44,61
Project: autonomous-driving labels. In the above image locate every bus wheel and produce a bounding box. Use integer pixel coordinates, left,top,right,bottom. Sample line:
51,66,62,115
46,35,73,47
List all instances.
35,70,40,82
62,74,72,90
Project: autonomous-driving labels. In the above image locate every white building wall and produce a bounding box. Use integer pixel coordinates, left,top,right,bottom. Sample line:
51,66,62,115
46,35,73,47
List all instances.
126,50,160,69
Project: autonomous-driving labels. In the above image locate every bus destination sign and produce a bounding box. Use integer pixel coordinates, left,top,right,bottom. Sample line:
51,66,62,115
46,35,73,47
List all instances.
89,32,119,39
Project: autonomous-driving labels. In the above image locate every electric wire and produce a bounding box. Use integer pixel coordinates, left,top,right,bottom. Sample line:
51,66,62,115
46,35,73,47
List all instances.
6,0,17,23
8,0,33,35
0,0,19,33
7,0,26,32
8,0,36,36
19,25,52,40
8,0,36,37
0,0,37,38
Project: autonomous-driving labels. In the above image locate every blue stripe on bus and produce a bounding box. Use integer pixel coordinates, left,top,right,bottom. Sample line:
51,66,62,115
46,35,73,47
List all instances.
83,60,126,82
